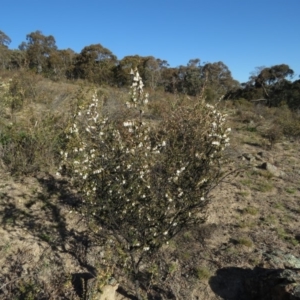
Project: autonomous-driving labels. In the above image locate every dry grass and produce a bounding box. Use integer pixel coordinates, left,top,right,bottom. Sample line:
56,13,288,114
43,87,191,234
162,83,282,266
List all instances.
1,71,300,299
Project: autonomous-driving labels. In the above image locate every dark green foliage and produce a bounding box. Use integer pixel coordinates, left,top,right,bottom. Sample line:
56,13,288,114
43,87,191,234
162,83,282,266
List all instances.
226,64,300,110
74,43,117,85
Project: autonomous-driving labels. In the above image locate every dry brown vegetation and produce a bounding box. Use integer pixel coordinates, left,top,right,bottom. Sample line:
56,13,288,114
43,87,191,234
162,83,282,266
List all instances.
0,72,300,299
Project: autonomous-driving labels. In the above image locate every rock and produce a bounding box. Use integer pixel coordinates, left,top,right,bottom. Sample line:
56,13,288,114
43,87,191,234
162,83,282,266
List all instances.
256,151,274,164
245,268,300,300
259,162,286,178
253,250,300,300
242,153,256,162
262,250,300,269
210,251,300,300
99,283,119,300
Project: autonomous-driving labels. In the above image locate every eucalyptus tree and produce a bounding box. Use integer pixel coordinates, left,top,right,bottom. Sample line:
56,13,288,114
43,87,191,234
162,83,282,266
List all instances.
19,30,57,73
74,43,117,85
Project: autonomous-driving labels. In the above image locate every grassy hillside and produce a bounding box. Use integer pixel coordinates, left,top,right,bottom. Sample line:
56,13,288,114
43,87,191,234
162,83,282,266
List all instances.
0,71,300,299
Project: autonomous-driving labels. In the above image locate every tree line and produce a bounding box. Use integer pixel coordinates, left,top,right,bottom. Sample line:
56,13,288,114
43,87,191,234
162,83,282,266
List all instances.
0,30,238,99
0,30,299,109
225,64,300,110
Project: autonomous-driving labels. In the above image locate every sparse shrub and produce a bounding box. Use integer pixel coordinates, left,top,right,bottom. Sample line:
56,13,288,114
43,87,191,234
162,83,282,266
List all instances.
237,237,253,247
260,105,300,139
273,202,285,210
59,68,230,298
243,206,259,216
194,267,211,281
254,180,273,193
234,98,253,108
285,187,296,194
0,74,72,175
0,114,65,175
261,123,283,148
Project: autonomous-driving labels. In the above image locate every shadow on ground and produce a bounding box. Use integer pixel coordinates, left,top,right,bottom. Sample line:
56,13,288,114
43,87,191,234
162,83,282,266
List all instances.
210,266,300,300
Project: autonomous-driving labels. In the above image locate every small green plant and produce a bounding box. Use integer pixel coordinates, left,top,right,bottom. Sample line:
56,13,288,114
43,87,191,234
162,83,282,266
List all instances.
285,187,296,194
240,179,252,187
183,231,193,241
245,126,257,132
168,262,178,275
287,237,299,246
237,220,256,229
237,237,253,247
195,267,211,281
243,206,259,215
237,191,249,197
276,227,288,240
254,180,273,192
273,202,285,210
18,279,40,300
0,241,11,253
39,233,52,243
263,214,277,225
261,124,283,148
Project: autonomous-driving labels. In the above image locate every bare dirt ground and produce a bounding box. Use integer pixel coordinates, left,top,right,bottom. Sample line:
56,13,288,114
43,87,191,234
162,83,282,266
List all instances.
0,114,300,299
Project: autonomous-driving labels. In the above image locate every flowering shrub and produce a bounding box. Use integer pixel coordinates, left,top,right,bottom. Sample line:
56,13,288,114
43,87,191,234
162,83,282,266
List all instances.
59,68,230,296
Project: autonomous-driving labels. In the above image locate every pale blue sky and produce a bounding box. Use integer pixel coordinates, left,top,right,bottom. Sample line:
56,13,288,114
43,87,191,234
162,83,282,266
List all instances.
1,0,299,83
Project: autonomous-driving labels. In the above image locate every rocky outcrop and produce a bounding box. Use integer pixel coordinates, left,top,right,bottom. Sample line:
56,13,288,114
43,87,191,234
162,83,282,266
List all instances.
245,250,300,300
259,162,286,178
210,251,300,300
239,151,286,178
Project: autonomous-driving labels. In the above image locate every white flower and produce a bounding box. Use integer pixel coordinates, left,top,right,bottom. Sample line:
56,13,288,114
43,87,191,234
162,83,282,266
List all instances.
163,231,168,235
123,121,134,127
212,141,220,146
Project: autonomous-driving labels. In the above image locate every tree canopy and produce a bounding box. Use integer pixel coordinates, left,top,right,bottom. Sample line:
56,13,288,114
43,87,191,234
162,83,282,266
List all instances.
1,29,299,109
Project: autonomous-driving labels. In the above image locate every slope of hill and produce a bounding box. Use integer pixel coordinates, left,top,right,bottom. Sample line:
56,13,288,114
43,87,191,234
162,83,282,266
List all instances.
0,73,299,299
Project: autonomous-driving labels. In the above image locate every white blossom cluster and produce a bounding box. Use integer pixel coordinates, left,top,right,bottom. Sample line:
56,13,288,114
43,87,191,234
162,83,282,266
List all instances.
0,78,11,92
58,69,230,262
126,68,149,109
